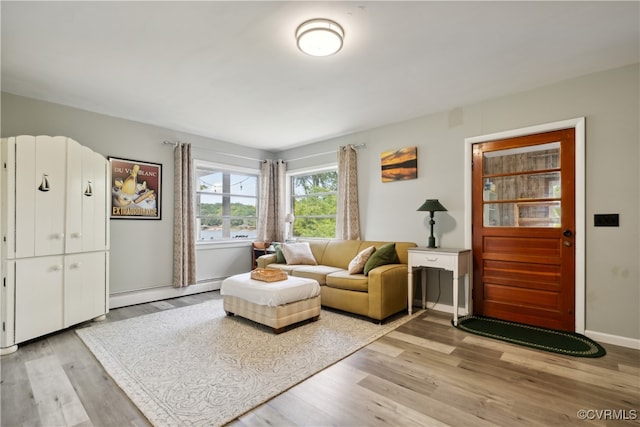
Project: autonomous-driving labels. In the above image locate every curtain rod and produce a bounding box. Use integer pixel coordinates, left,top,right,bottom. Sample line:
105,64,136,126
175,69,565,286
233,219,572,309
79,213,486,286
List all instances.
163,140,262,162
286,143,366,162
163,141,366,163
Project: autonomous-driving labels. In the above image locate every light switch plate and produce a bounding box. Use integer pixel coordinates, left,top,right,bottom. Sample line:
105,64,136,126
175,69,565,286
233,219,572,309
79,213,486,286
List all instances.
594,214,619,227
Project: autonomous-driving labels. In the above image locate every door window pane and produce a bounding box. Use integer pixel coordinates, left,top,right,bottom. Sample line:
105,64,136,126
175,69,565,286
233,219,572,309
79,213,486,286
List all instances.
483,142,561,228
484,202,561,227
483,142,560,174
516,202,561,227
484,172,560,201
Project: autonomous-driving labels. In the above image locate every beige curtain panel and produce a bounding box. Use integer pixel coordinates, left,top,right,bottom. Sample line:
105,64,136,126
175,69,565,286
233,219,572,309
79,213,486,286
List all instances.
336,144,361,240
256,159,287,242
173,142,196,287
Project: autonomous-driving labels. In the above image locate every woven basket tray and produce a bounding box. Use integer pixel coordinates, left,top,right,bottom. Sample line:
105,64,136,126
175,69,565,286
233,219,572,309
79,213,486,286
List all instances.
250,268,288,282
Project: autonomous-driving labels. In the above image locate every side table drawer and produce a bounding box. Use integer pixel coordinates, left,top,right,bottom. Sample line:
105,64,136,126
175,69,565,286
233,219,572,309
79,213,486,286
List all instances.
409,252,455,270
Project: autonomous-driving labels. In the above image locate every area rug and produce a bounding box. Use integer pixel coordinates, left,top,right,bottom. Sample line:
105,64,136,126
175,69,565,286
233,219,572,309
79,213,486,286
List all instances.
77,299,422,426
454,315,606,357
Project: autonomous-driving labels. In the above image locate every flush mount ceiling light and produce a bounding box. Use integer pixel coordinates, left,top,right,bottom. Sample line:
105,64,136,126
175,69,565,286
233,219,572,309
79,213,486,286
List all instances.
296,18,344,57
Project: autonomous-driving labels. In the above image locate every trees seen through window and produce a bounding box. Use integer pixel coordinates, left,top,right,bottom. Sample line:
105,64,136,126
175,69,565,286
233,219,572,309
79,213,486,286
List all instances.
291,170,337,238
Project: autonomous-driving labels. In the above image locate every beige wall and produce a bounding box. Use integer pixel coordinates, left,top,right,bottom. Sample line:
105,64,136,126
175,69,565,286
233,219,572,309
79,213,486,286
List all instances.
1,93,270,294
2,63,638,342
280,63,639,342
465,64,639,340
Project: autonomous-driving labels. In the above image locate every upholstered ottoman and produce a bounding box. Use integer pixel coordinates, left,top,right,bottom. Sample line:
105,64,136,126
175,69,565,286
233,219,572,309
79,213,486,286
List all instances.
220,272,321,333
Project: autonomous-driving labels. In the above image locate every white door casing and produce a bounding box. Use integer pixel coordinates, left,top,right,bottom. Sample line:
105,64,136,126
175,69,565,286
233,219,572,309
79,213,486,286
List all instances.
464,117,586,333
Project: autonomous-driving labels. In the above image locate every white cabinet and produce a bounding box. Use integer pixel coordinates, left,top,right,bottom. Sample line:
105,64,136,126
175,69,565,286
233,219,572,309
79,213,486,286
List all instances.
14,256,64,343
1,135,110,354
14,135,68,258
65,141,108,253
64,252,108,327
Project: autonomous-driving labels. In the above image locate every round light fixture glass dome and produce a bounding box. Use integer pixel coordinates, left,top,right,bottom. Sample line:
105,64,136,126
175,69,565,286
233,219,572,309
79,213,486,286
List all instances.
296,18,344,57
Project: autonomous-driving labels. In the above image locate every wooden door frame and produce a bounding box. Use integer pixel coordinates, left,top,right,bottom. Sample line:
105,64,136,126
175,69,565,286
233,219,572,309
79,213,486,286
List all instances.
464,117,586,333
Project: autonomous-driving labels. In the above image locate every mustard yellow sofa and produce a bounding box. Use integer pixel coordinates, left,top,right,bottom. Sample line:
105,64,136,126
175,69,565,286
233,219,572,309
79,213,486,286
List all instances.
257,239,417,322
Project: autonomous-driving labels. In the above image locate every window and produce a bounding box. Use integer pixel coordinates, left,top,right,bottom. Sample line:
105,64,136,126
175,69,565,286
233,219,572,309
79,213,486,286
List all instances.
482,142,562,227
195,161,258,242
290,168,337,238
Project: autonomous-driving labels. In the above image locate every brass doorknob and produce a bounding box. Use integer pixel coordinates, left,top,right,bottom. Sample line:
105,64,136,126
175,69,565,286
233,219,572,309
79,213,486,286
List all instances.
564,241,572,247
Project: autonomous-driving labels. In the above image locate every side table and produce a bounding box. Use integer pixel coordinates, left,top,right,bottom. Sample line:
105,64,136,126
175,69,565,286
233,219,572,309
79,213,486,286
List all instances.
407,247,472,326
252,242,275,268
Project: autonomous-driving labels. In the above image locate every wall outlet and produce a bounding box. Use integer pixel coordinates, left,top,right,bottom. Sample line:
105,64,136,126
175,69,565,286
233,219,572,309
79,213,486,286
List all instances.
594,213,619,227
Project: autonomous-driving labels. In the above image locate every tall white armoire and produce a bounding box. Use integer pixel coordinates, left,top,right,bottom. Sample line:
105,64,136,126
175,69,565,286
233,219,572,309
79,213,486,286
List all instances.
1,135,110,354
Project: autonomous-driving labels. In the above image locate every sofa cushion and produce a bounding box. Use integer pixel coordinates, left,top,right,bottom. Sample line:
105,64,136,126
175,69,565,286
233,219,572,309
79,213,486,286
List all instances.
265,263,297,274
281,242,317,265
320,239,363,269
307,240,331,265
326,271,369,292
363,242,399,275
348,245,376,274
291,265,345,285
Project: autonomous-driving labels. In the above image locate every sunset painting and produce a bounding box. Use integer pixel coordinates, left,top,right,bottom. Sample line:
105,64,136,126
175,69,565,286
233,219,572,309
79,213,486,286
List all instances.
380,146,418,182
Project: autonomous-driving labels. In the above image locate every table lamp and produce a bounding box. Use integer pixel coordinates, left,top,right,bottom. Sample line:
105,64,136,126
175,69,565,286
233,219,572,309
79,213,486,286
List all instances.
417,199,447,248
285,213,295,240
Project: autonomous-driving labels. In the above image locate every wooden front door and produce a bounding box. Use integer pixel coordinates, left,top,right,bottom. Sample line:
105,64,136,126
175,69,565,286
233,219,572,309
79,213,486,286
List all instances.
472,129,576,331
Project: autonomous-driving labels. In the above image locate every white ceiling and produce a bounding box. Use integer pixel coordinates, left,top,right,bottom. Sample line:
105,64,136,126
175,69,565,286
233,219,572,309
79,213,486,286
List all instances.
2,1,638,151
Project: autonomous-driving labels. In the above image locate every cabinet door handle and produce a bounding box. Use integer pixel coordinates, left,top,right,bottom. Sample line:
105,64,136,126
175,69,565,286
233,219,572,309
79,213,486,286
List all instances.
427,257,438,262
52,233,65,240
50,265,63,272
71,232,82,238
69,262,82,269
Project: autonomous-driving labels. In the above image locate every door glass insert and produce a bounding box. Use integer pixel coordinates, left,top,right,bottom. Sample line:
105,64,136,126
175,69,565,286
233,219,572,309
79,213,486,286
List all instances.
485,172,561,200
483,142,561,227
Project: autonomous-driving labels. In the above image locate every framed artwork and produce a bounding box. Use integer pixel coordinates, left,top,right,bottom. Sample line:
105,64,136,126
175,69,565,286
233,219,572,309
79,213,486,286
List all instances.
109,157,162,219
381,146,418,182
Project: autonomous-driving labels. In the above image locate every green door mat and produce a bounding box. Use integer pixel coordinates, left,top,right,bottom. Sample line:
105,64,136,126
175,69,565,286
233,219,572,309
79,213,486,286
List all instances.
455,315,606,358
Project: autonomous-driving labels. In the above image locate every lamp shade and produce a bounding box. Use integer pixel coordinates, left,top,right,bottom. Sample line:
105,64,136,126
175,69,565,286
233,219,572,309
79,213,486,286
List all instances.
417,199,447,212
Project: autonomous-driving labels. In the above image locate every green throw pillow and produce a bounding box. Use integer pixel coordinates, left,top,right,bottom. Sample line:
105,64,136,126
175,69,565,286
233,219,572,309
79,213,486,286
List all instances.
274,244,286,263
363,243,399,275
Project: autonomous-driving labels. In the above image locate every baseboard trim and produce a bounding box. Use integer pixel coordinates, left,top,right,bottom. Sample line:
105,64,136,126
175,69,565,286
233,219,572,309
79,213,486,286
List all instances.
109,280,222,309
422,301,471,317
424,300,640,350
585,330,640,350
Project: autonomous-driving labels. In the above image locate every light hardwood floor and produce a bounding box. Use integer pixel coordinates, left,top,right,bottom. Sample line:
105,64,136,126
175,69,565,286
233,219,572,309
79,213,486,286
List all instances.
2,291,638,426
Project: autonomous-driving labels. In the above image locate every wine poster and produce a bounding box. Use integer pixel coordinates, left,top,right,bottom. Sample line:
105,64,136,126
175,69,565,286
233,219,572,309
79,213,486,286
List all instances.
109,157,162,219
